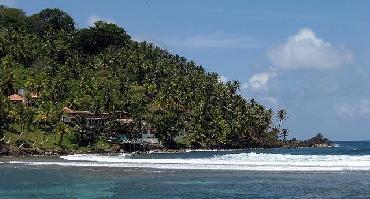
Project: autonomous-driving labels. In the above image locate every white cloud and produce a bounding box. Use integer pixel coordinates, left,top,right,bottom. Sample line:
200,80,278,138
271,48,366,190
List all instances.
244,68,277,91
335,99,370,118
1,0,16,6
268,28,352,70
261,97,278,105
87,15,116,27
166,32,258,49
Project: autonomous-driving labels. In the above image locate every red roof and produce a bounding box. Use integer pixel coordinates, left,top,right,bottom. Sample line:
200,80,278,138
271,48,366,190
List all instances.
8,94,24,101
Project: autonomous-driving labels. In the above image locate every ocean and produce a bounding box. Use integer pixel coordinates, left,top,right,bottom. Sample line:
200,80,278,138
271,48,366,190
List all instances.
1,141,370,198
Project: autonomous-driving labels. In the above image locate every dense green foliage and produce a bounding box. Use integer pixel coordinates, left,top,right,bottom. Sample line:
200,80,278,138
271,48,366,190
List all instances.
0,6,283,150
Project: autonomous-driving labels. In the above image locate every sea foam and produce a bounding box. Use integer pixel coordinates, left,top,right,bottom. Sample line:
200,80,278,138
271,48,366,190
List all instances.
7,152,370,171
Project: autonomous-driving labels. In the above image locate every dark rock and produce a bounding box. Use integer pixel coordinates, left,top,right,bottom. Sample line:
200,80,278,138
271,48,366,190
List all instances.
303,133,333,147
15,140,31,148
0,141,11,156
285,133,333,148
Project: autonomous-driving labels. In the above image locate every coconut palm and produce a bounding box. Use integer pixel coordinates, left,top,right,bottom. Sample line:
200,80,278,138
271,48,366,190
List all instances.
281,128,289,141
277,109,288,140
277,109,287,129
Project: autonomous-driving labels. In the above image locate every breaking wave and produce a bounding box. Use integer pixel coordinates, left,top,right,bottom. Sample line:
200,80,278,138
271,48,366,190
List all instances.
7,152,370,171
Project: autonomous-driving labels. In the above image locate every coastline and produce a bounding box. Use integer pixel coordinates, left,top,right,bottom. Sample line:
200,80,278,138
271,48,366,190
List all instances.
0,140,334,158
2,141,369,173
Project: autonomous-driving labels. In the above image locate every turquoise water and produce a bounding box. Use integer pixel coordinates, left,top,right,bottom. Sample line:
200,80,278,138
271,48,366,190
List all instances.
1,141,370,198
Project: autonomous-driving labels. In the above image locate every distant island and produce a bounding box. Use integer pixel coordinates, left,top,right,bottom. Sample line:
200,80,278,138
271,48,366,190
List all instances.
0,6,332,156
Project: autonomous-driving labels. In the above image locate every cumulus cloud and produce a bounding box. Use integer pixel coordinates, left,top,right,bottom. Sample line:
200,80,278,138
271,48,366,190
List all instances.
268,28,352,70
335,99,370,118
243,68,277,91
87,15,116,27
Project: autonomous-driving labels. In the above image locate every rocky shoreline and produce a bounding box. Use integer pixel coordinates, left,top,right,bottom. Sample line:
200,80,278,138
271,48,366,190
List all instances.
0,133,334,157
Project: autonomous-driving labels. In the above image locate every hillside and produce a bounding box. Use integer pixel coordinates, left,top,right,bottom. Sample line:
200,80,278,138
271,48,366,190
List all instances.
0,6,284,153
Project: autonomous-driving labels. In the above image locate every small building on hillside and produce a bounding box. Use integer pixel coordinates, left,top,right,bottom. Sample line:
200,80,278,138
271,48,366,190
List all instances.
61,107,159,144
62,107,108,128
139,121,158,144
8,94,25,104
62,107,93,123
115,116,158,143
8,88,39,105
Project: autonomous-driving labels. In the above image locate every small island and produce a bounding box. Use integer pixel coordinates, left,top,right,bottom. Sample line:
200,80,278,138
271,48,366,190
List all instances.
0,6,332,156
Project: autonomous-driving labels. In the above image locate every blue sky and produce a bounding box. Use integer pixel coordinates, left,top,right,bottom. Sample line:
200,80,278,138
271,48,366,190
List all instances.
2,0,370,140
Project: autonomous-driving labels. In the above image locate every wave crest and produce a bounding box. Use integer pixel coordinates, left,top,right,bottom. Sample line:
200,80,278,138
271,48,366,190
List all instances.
7,152,370,171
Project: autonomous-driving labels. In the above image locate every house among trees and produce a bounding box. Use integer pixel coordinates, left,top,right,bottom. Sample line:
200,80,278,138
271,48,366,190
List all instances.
62,107,159,144
8,89,39,105
138,122,158,144
62,107,109,128
8,94,24,103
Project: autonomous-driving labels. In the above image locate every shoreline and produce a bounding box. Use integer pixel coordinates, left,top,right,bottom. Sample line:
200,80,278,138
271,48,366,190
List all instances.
3,142,370,173
0,142,335,158
1,132,334,157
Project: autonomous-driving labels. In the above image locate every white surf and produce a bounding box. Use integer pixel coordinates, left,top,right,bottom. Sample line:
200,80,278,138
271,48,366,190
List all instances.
7,152,370,171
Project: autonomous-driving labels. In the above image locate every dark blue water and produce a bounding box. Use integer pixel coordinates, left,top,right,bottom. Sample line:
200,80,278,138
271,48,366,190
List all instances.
1,141,370,198
132,141,370,159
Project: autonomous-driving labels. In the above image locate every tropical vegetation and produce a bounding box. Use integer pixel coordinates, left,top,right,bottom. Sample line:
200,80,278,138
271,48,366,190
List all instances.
0,6,294,153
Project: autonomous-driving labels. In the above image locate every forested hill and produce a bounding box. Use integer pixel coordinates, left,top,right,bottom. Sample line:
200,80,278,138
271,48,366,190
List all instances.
0,6,284,151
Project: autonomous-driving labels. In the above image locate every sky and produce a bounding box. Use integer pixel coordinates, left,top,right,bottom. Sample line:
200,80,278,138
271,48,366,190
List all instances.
2,0,370,140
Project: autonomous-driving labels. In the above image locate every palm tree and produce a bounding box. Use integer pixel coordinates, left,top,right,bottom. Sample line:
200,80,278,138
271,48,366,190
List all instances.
277,109,288,140
56,122,69,146
277,109,287,129
281,128,289,141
